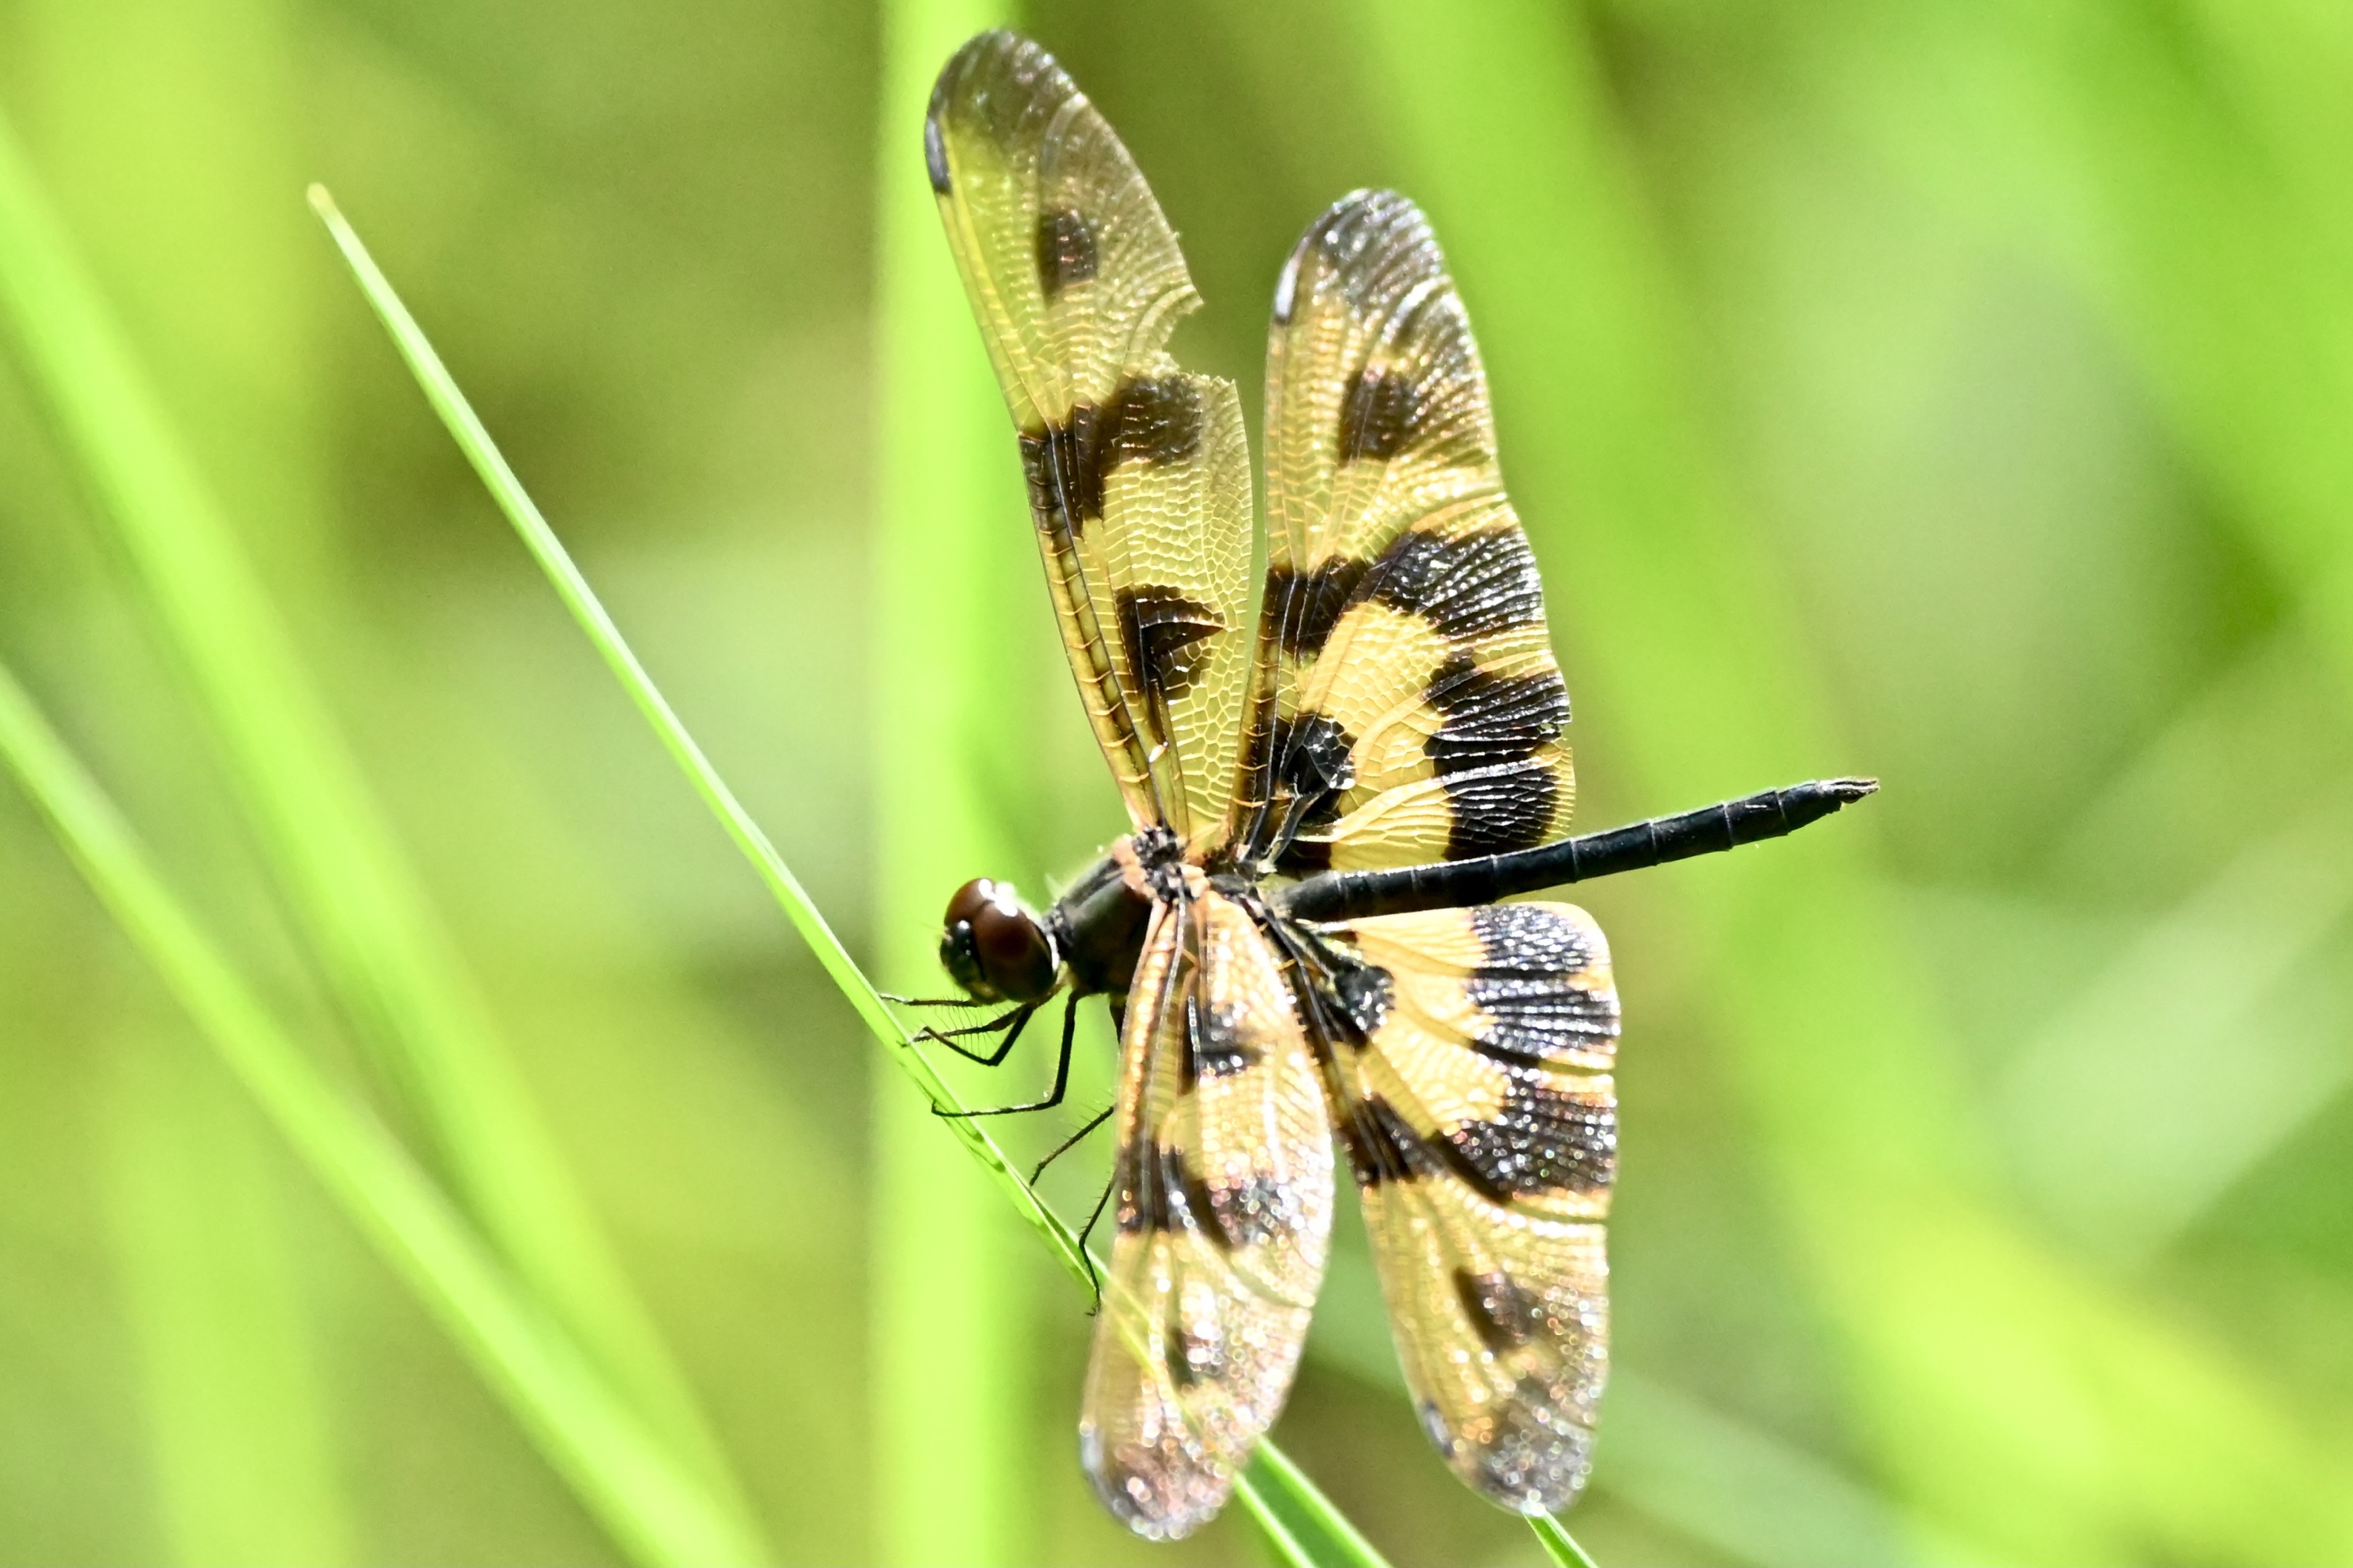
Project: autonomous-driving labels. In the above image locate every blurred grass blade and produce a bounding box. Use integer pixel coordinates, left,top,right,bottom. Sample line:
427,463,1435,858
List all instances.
305,183,1090,1291
1346,4,1945,1562
0,110,749,1532
312,183,1393,1565
870,1,1033,1559
1343,3,2353,1563
102,1026,353,1563
0,661,759,1567
101,1031,351,1565
1528,1511,1598,1568
1236,1446,1391,1568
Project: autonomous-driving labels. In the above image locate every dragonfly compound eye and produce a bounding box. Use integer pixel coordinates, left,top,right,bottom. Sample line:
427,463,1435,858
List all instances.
939,877,1057,1003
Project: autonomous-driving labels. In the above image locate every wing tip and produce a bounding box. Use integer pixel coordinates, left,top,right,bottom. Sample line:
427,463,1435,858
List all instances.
929,27,1033,101
925,30,1080,192
1079,1422,1234,1541
1273,187,1447,326
922,112,952,193
1430,1399,1598,1519
1273,187,1399,321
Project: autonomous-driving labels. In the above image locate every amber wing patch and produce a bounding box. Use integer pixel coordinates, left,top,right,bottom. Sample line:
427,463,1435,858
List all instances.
928,33,1252,848
1082,889,1334,1539
1311,902,1620,1514
1233,190,1574,873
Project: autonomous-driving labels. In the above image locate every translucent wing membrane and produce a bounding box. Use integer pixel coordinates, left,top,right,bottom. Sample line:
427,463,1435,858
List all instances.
928,33,1252,846
933,34,1628,1540
1236,191,1575,873
1082,888,1335,1538
1309,902,1620,1514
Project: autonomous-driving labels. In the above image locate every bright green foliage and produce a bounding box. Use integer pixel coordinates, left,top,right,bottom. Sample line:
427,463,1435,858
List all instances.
0,101,762,1550
4,2,2352,1565
0,663,761,1565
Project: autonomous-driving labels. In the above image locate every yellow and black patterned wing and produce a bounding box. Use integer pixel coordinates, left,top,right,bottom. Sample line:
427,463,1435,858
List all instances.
1310,902,1619,1513
1082,886,1334,1538
1233,190,1574,873
928,33,1252,849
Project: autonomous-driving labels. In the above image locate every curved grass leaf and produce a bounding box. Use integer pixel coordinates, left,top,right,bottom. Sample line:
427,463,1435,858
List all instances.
304,185,1088,1292
1528,1510,1599,1568
1236,1445,1390,1568
0,663,760,1567
0,109,751,1542
310,184,1392,1567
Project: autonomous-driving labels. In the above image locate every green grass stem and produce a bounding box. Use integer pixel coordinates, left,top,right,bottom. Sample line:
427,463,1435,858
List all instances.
0,661,760,1567
310,181,1390,1567
1529,1510,1599,1568
1236,1445,1390,1568
306,183,1089,1294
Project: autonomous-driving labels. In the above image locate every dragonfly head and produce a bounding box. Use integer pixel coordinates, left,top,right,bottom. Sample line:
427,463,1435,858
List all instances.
939,877,1059,1004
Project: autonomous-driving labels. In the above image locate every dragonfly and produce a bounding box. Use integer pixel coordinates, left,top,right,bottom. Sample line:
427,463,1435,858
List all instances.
911,30,1876,1541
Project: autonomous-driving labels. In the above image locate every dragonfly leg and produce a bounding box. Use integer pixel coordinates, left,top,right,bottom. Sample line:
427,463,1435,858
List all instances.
1029,1101,1114,1183
932,991,1076,1116
1073,1164,1118,1307
913,1000,1038,1067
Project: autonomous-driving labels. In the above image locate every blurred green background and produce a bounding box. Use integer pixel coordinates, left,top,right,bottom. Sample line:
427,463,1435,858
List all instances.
4,1,2352,1564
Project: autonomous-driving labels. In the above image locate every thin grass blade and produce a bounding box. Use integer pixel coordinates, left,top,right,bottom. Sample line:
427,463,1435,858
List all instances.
0,110,749,1532
311,182,1395,1565
1236,1445,1392,1568
304,184,1089,1291
1528,1511,1599,1568
0,660,759,1567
